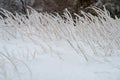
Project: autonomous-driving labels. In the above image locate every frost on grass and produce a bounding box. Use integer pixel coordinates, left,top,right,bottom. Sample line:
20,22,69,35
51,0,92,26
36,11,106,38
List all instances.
0,8,120,57
0,8,120,80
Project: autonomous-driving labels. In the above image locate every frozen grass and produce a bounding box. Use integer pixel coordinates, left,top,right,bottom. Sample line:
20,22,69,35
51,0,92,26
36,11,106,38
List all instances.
0,8,120,80
0,8,120,57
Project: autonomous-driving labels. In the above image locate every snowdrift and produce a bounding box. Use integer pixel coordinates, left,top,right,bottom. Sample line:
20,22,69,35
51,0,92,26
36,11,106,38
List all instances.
0,8,120,80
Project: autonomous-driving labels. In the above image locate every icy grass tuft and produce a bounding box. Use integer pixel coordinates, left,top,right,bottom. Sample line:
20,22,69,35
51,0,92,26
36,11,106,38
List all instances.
0,8,120,59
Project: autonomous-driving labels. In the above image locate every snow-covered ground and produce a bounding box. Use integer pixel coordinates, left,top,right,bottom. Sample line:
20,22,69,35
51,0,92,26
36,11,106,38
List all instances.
0,8,120,80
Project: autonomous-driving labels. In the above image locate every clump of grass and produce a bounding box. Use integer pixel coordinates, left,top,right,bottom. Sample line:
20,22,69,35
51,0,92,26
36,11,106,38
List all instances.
0,7,120,61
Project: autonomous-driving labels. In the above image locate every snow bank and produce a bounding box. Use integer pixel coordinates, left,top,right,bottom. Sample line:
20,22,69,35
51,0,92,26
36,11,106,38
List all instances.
0,8,120,80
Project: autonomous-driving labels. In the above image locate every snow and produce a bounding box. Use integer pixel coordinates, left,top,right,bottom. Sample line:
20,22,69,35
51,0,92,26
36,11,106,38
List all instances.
0,9,120,80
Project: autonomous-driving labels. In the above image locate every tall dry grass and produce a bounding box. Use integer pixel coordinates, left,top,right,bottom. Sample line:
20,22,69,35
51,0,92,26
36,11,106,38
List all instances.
0,7,119,59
